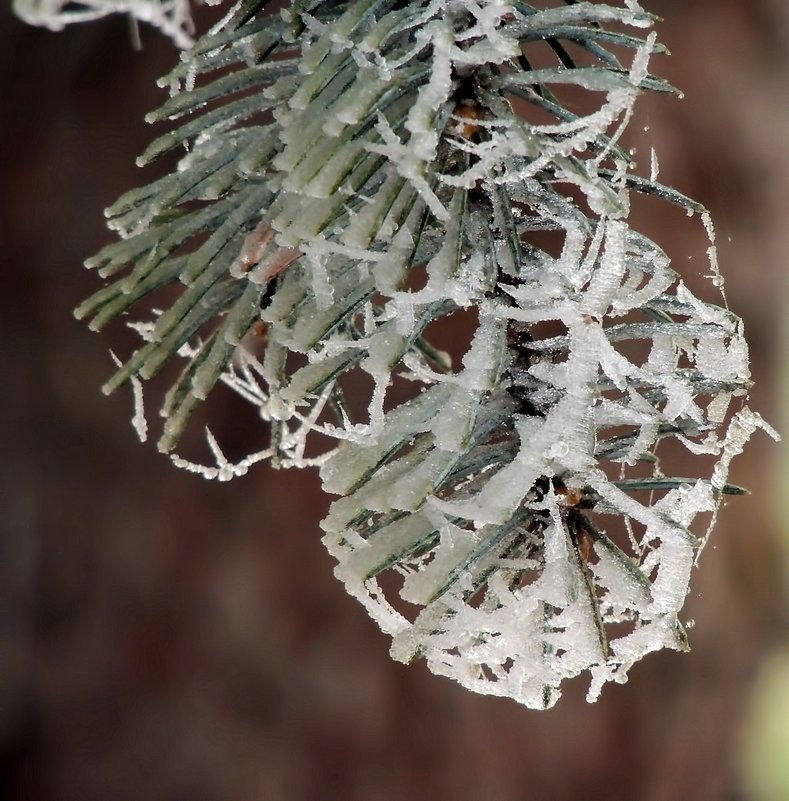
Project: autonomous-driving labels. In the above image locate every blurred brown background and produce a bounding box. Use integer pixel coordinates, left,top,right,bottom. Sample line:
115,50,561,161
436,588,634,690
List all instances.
2,2,788,799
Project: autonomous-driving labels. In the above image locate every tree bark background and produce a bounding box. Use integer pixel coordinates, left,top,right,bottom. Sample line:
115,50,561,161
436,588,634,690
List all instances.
2,3,787,799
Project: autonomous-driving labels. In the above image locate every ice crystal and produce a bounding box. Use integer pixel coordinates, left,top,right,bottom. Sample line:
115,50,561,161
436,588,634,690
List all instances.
14,0,197,46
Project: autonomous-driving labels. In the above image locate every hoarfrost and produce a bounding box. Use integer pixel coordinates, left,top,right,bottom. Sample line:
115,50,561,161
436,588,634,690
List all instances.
171,428,273,481
313,17,771,696
110,350,148,443
14,0,196,46
69,0,773,708
321,208,771,704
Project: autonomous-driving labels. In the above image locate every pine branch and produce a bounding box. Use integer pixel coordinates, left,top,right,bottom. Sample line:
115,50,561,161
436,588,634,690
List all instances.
65,0,777,707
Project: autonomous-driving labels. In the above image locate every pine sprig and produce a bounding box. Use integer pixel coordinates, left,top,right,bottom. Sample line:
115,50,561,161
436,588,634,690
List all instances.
71,0,777,707
320,218,769,707
76,0,673,455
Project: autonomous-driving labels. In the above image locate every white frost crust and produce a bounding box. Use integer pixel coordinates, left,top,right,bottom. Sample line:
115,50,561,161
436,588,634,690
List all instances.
14,0,196,46
320,208,766,708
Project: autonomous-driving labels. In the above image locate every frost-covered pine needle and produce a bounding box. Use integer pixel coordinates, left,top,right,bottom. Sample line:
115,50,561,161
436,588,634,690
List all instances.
170,428,274,481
